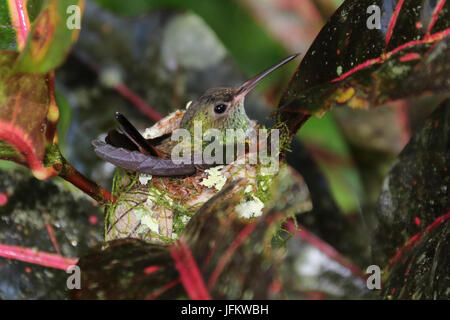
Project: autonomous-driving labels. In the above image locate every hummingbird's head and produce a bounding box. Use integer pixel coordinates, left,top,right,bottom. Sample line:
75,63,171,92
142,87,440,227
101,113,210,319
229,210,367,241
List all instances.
179,87,252,133
179,53,299,135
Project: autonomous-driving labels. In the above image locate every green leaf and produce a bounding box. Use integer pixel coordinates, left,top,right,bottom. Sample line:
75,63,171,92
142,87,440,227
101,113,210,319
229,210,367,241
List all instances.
0,0,85,176
26,0,46,22
374,99,450,265
0,0,17,50
0,0,46,51
14,0,85,74
0,51,50,174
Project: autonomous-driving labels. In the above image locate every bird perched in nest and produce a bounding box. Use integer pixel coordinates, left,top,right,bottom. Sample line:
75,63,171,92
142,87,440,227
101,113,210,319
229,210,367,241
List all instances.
92,53,299,176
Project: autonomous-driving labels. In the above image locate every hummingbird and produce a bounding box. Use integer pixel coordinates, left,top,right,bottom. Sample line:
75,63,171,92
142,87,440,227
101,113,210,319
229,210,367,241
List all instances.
92,53,299,176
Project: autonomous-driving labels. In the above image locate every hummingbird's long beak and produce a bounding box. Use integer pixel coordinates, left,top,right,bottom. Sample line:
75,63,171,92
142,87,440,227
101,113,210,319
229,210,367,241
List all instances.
234,53,300,101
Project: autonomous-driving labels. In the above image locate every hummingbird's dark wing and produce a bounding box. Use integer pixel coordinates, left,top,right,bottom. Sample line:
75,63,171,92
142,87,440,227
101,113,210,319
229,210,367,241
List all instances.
92,112,204,176
105,127,171,154
92,139,198,176
112,112,165,157
105,129,139,152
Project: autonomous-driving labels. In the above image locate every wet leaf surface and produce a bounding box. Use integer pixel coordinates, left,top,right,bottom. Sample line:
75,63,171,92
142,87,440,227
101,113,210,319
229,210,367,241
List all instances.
381,217,450,299
374,99,450,298
70,239,183,299
0,169,103,299
278,0,450,135
374,99,450,263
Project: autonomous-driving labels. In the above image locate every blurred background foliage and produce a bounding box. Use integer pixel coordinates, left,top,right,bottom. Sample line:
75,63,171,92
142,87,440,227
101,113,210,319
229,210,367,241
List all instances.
0,0,447,299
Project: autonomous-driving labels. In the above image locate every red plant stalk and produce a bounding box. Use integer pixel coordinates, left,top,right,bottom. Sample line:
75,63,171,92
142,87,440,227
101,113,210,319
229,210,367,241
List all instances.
385,0,405,48
0,243,78,270
45,221,61,255
7,0,30,51
208,223,256,289
427,0,447,35
57,155,113,203
114,83,163,122
170,240,211,300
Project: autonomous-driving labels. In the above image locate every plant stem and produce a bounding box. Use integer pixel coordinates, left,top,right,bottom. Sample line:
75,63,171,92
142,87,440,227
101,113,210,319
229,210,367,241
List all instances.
58,155,113,204
0,243,78,270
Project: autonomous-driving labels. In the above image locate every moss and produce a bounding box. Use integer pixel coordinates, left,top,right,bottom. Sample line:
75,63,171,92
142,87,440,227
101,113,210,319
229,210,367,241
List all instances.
272,215,298,248
272,119,292,153
254,164,275,204
145,182,196,237
263,165,303,248
105,169,139,239
107,169,199,243
43,143,63,167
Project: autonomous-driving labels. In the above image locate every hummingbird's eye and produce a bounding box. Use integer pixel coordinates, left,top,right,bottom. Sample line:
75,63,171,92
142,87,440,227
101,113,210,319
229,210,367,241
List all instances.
214,103,227,114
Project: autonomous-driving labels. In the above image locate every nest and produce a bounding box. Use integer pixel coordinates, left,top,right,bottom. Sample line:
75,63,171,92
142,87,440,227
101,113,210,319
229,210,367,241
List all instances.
104,106,311,244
